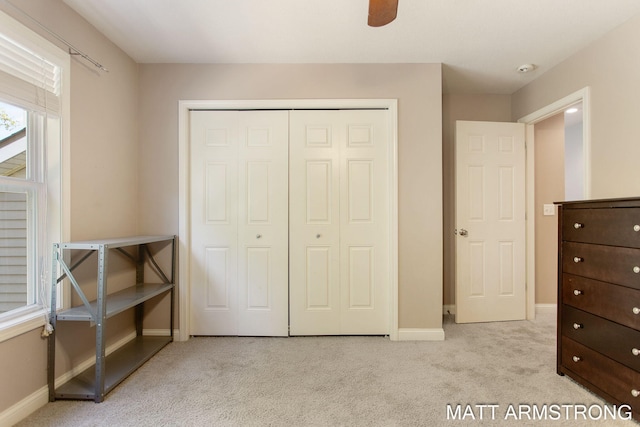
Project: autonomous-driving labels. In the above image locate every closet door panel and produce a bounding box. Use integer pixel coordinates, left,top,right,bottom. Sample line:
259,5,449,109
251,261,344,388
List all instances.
190,110,289,336
348,246,374,308
190,111,240,335
290,110,389,335
237,111,289,336
289,111,341,335
306,246,333,309
347,160,374,222
306,160,333,223
204,247,233,309
340,110,389,334
246,161,270,223
246,247,270,309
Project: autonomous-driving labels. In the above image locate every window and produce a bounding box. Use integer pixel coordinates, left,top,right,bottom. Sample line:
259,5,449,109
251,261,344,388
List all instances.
0,10,69,342
0,101,29,313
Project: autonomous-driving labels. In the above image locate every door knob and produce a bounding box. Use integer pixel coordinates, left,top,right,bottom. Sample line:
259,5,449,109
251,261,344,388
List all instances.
459,229,468,237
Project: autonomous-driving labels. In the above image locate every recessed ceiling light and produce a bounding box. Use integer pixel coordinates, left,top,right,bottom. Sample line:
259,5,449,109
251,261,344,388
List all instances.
516,64,537,73
566,107,579,114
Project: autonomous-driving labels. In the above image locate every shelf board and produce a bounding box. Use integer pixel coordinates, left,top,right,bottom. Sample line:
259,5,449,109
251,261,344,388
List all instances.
54,335,172,401
56,283,174,321
58,235,174,250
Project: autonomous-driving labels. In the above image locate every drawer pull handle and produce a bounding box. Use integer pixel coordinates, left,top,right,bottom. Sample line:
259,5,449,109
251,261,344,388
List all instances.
574,223,584,229
573,257,583,263
573,289,583,296
634,266,640,274
635,225,640,232
632,389,640,398
633,348,640,356
573,323,583,330
572,356,581,363
634,307,640,315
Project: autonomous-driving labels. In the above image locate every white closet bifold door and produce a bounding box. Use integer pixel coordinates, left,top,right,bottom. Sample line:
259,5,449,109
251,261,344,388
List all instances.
289,110,390,335
189,110,289,336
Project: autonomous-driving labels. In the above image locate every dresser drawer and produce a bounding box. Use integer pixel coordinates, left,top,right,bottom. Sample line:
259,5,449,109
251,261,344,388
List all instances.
563,274,640,330
562,305,640,371
562,241,640,289
563,207,640,248
562,336,640,412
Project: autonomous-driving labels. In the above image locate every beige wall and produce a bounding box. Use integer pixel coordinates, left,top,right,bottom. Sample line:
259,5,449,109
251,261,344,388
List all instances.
512,13,640,199
0,0,139,414
0,329,46,413
534,113,565,304
137,63,444,330
441,94,512,307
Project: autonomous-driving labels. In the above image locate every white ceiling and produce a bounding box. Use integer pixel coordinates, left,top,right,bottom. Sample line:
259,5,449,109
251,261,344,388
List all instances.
62,0,640,94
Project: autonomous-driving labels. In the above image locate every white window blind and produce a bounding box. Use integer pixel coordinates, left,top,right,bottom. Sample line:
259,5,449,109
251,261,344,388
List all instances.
0,20,61,114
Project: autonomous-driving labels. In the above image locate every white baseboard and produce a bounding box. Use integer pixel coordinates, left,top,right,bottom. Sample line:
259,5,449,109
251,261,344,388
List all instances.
443,304,557,317
535,303,557,314
397,328,445,341
54,331,137,388
0,385,48,427
443,305,456,315
0,331,137,427
142,328,179,337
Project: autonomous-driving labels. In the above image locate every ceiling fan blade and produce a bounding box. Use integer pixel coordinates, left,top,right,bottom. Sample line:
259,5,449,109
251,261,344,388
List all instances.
368,0,398,27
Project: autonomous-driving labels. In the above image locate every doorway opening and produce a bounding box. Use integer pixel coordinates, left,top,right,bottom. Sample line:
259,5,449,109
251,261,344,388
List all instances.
563,102,585,201
518,87,590,319
532,102,585,310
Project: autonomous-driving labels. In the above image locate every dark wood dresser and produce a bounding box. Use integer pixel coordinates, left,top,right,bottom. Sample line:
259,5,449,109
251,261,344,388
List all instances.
556,197,640,420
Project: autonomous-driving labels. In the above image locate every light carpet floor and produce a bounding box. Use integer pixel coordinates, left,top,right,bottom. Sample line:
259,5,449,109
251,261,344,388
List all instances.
16,312,638,426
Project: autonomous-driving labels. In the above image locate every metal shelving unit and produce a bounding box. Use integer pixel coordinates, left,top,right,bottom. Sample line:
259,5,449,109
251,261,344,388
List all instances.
47,235,176,403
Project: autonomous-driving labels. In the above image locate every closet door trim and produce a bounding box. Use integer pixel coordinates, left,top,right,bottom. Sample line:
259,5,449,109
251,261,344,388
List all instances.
178,99,398,341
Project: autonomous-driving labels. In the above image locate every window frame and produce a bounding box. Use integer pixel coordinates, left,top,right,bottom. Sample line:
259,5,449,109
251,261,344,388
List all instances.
0,10,70,343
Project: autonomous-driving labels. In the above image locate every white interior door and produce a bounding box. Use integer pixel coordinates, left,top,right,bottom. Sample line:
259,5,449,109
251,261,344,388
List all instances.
455,120,526,323
190,110,289,336
289,110,389,335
